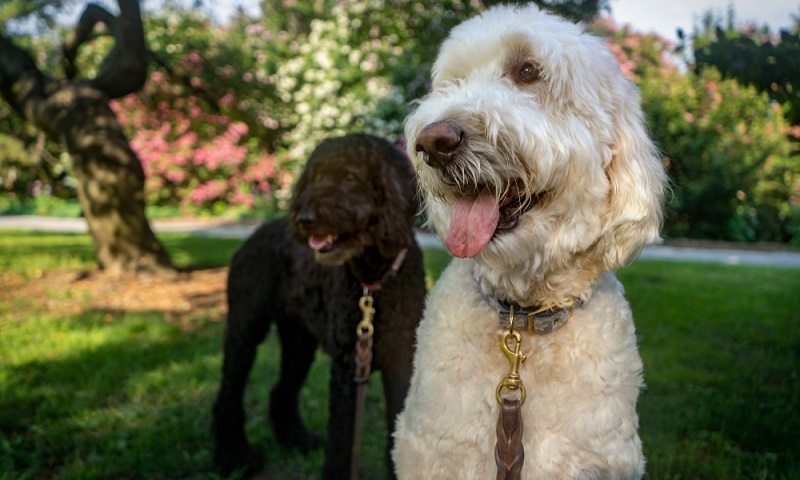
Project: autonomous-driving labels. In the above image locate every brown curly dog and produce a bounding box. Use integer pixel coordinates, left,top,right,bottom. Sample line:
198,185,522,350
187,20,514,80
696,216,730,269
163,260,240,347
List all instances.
211,134,426,479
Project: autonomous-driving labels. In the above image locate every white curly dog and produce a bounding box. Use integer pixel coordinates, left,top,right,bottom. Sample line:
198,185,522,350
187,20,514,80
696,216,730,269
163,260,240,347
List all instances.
393,4,667,479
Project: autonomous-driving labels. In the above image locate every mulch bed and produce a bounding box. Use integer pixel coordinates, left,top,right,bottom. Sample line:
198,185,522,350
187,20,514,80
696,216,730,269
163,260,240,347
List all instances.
1,267,229,327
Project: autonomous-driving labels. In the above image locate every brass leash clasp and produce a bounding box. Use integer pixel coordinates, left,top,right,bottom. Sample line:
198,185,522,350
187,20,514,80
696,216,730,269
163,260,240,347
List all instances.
356,288,375,337
496,306,527,405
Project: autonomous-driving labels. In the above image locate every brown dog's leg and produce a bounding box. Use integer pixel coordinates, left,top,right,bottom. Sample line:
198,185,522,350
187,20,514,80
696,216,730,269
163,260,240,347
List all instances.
270,320,321,451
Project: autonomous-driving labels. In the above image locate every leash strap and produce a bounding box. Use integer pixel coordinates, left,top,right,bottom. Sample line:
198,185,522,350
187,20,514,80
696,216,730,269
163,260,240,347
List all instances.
351,291,375,480
350,249,407,478
495,306,526,480
495,398,524,480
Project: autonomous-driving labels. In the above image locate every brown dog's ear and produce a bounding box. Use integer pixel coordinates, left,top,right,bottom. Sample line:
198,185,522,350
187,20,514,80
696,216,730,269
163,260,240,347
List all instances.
601,84,668,269
286,154,313,235
373,149,417,257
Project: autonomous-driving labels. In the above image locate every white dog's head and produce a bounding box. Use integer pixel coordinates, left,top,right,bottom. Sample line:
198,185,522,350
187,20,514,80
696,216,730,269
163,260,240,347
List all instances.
406,4,667,306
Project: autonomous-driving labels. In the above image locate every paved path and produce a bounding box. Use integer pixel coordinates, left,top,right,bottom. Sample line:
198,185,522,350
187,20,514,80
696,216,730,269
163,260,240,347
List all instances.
2,215,799,268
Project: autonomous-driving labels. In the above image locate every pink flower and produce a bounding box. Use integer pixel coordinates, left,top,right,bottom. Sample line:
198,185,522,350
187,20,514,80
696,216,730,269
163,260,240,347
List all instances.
219,93,236,109
165,169,186,183
190,180,227,205
618,61,637,81
244,155,277,182
150,71,165,85
622,37,640,49
230,188,255,208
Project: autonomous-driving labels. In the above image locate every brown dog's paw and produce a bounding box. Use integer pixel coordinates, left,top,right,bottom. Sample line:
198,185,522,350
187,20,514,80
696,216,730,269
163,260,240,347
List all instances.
213,444,263,478
274,425,323,454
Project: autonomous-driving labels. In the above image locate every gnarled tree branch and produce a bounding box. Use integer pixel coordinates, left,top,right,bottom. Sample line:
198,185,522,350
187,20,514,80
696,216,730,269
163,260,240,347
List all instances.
61,0,147,99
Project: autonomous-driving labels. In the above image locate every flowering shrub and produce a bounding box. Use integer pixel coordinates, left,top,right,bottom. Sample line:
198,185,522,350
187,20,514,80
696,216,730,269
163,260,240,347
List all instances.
177,0,488,205
591,17,679,81
123,2,432,210
264,2,407,162
643,69,796,241
111,69,281,212
692,17,800,126
216,1,467,165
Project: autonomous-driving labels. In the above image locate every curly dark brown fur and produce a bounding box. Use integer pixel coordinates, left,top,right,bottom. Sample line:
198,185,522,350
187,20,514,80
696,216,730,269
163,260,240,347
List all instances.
211,134,426,479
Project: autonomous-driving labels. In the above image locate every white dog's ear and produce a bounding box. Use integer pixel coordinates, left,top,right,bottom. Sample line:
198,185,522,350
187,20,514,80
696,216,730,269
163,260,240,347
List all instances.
602,85,667,269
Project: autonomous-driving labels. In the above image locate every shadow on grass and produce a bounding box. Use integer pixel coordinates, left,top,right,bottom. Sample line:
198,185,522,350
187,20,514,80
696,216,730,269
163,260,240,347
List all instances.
1,311,222,477
0,309,389,480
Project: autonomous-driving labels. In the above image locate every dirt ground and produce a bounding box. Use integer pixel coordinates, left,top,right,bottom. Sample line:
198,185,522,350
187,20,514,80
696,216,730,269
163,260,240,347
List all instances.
1,267,229,326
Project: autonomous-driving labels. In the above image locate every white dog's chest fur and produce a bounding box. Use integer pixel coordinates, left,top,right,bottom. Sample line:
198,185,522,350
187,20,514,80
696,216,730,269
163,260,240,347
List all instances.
393,259,645,479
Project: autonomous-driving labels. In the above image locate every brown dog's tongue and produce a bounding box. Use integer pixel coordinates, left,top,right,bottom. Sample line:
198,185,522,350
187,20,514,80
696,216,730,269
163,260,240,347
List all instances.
308,234,332,251
445,188,500,258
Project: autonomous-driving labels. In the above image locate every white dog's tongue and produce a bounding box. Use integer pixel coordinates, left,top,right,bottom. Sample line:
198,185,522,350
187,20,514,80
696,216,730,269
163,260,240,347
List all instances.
445,188,500,258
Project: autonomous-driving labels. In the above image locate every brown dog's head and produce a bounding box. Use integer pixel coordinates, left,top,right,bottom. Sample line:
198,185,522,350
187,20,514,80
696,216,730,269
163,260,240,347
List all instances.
289,134,418,266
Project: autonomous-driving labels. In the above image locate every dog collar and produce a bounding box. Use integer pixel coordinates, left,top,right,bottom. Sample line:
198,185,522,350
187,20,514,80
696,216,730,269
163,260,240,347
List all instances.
360,248,408,293
480,290,581,335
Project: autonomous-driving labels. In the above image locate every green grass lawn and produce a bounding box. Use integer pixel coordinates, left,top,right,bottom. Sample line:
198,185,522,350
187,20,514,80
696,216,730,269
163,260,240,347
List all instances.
0,231,798,479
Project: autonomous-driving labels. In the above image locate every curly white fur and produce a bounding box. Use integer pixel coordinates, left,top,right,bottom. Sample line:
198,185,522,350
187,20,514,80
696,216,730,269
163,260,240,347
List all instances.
393,4,667,479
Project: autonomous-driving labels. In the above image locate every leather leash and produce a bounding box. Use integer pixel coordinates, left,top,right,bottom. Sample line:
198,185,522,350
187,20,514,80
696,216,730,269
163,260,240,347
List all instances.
351,290,375,480
349,248,407,480
495,306,526,480
496,398,524,479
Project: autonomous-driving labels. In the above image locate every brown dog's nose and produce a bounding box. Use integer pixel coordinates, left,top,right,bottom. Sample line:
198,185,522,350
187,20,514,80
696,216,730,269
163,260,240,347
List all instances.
294,209,316,228
415,121,463,168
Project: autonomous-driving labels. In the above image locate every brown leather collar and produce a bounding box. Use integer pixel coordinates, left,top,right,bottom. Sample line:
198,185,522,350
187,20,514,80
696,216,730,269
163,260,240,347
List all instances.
481,291,582,335
359,248,408,293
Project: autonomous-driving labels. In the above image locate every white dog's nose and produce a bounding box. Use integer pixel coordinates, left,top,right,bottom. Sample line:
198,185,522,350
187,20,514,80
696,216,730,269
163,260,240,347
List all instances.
415,121,463,168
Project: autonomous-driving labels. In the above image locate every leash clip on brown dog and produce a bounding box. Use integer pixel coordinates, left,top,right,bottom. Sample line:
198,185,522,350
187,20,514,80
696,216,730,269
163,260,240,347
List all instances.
495,306,526,480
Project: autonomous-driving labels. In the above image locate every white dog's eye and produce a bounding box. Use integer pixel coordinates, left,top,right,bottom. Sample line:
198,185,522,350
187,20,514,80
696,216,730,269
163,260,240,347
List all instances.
506,59,542,86
519,63,540,82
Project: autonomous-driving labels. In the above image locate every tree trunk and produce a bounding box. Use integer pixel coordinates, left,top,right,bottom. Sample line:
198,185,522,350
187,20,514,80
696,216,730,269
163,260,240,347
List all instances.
59,83,172,272
0,0,173,273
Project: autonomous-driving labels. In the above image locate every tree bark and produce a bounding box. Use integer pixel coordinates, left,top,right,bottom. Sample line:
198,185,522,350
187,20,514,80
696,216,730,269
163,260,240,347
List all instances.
0,0,173,273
